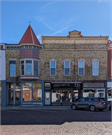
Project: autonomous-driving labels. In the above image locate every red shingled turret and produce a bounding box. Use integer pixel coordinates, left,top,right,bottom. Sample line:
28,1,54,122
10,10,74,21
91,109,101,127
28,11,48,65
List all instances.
18,25,40,45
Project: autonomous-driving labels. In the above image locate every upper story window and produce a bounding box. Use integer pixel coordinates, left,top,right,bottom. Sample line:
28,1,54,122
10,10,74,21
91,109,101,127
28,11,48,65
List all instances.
64,60,70,76
93,60,99,76
78,60,84,76
50,60,56,76
26,60,32,75
9,61,16,76
0,45,3,50
20,60,39,76
21,61,24,75
34,61,38,76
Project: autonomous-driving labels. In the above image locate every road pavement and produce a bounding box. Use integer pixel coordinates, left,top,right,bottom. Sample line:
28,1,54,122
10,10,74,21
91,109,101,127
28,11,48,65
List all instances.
1,107,112,135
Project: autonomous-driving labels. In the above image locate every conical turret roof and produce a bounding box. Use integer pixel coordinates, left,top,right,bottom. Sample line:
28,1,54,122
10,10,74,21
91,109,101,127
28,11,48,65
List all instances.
18,25,40,45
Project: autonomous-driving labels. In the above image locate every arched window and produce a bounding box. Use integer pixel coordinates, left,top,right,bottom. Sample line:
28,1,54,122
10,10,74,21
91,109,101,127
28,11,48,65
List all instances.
50,60,56,76
78,60,84,76
64,60,70,76
93,60,99,76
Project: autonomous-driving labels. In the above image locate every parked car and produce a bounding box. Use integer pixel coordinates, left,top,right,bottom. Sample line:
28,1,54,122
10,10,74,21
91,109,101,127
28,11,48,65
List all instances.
71,97,106,112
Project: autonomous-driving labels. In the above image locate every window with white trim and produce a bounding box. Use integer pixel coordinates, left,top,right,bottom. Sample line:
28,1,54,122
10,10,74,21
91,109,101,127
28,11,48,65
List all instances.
64,60,70,76
34,61,38,76
93,60,99,76
50,60,56,76
9,61,16,76
26,60,32,75
20,60,39,76
21,61,24,75
78,60,84,76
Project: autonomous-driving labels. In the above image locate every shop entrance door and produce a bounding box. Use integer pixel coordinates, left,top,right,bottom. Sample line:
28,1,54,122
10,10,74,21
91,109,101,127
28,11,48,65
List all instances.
8,91,14,104
45,92,51,105
61,90,72,105
8,83,21,105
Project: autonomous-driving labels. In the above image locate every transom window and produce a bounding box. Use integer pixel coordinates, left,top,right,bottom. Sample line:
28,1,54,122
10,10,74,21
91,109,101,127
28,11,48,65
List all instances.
64,60,70,76
10,61,16,76
93,60,99,76
50,60,56,76
78,60,84,76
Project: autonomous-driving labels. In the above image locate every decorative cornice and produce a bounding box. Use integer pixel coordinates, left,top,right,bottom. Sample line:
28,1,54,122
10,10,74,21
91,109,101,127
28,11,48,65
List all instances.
42,36,108,41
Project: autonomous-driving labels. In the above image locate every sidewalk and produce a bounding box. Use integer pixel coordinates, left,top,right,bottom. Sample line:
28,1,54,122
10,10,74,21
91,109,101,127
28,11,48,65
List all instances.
1,105,71,111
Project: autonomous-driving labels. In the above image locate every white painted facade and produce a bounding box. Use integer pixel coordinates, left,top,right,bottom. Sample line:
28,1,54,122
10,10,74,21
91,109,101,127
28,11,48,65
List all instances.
0,43,6,80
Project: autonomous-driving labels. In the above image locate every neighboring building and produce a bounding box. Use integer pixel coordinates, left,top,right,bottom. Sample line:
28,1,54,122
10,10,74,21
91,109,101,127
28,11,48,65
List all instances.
41,30,108,105
107,40,112,101
0,43,6,105
2,25,44,106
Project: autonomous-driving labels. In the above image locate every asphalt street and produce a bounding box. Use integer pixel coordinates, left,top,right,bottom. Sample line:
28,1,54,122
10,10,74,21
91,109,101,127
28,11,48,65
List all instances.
1,108,111,125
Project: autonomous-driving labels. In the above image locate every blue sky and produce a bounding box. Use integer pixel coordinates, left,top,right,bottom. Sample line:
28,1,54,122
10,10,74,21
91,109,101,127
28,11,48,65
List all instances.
0,0,112,44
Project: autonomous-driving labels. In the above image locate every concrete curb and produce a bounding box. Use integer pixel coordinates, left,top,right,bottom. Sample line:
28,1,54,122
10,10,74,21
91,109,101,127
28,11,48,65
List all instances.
1,106,71,111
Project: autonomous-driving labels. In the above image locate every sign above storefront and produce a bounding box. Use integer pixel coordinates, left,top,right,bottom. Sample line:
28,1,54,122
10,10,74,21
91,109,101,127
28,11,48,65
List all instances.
51,83,83,90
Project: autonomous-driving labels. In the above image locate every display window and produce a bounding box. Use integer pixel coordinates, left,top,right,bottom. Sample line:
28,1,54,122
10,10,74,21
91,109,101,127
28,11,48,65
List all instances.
52,90,73,105
22,82,42,102
107,88,112,101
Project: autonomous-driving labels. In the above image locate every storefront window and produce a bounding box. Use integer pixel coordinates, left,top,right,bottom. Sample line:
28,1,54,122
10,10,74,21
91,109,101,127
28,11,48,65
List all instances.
22,87,32,101
22,82,42,102
52,90,72,104
107,88,112,101
83,89,95,97
33,83,41,87
33,88,42,101
52,90,61,103
15,83,21,101
23,82,32,87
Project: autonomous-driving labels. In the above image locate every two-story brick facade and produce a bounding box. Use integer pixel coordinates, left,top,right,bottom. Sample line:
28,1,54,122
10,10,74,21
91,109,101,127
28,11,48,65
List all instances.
1,25,109,106
2,25,44,106
40,30,108,105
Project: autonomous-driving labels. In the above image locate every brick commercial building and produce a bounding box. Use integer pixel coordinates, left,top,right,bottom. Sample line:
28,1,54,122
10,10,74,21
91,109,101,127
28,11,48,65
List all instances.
0,25,109,106
41,30,108,105
1,25,44,106
107,40,112,101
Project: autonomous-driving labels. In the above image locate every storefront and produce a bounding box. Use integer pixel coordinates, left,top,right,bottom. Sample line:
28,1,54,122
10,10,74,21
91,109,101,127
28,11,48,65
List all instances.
107,82,112,101
83,82,106,100
44,82,83,106
2,80,44,106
